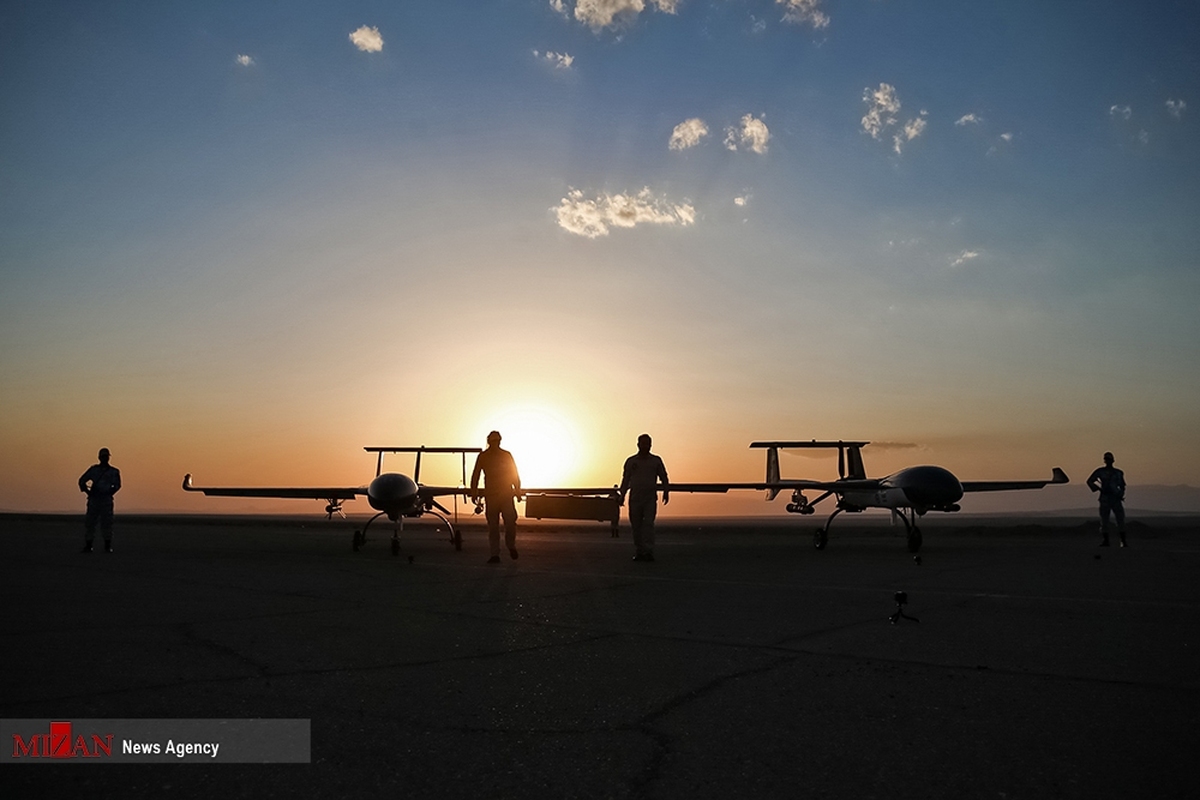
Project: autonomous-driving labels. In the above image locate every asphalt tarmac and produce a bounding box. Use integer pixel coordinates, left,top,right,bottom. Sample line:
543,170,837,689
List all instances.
2,512,1198,798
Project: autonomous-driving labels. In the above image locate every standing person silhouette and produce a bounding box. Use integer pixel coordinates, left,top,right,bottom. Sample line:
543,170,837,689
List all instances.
471,431,522,563
619,434,670,562
78,447,121,553
1086,451,1127,547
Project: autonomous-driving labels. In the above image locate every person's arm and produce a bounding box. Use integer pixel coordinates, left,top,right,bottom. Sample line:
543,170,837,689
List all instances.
470,456,483,499
111,468,121,495
1086,469,1100,493
618,458,632,505
658,458,670,505
510,453,522,497
79,470,90,494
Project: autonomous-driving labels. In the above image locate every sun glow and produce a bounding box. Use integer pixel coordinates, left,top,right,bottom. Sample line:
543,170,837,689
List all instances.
481,405,581,488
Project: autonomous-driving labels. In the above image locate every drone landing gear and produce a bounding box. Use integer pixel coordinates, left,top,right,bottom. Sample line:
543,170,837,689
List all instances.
893,508,923,553
421,506,459,551
354,512,406,558
814,507,846,550
353,512,389,552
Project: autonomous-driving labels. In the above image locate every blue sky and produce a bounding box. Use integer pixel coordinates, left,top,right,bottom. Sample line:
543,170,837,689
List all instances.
2,1,1198,513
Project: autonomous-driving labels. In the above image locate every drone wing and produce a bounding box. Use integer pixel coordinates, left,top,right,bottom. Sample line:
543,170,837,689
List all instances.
182,474,363,500
961,468,1069,493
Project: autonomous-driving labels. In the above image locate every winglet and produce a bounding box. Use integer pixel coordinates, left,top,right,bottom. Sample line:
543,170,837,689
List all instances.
182,474,195,491
1051,467,1069,484
765,446,781,501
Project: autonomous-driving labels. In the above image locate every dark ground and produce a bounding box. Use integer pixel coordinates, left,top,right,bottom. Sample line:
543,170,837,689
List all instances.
2,512,1198,798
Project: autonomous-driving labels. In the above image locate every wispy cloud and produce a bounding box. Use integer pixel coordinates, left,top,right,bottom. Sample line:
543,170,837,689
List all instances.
554,187,696,238
534,50,574,69
894,113,927,154
1109,104,1132,120
669,118,709,151
733,195,749,207
777,0,830,30
951,249,981,267
862,83,901,139
1166,98,1187,119
863,84,925,154
724,114,770,154
567,0,679,32
955,113,980,126
235,54,255,67
349,25,384,53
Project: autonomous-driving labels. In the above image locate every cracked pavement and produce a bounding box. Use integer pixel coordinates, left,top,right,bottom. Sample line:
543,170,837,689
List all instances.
2,514,1198,798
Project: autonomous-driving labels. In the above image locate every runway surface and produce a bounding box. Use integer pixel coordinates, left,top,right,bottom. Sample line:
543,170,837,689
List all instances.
2,513,1198,798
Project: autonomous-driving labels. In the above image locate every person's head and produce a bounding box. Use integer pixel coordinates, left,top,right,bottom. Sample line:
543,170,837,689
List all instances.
487,431,502,447
637,434,652,454
1104,451,1114,466
98,448,111,464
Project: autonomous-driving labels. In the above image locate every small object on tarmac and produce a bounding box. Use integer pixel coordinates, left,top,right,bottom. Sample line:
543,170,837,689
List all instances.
889,591,919,624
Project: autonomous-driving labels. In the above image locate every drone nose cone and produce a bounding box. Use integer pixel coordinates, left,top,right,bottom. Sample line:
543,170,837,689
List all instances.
367,473,420,515
898,466,964,508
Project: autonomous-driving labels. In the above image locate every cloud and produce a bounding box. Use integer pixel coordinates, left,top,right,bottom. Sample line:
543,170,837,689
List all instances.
724,114,770,154
862,83,901,139
893,113,927,154
669,118,709,150
999,132,1013,142
568,0,679,31
951,250,981,267
535,50,574,69
549,0,568,16
235,54,254,67
777,0,830,30
554,187,696,238
868,441,922,452
349,25,384,53
1167,98,1187,119
733,195,749,207
863,84,925,155
955,113,980,126
1109,104,1132,120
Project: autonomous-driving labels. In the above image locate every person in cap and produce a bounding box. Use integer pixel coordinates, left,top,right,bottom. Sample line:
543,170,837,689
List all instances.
78,447,121,553
1086,451,1127,547
619,434,670,562
470,431,523,563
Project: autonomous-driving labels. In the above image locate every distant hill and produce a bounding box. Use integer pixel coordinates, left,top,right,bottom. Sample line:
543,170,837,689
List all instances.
958,484,1200,515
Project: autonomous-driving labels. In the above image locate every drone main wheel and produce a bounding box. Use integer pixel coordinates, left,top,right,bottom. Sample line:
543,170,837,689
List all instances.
352,530,364,552
453,531,462,551
814,530,828,550
907,527,923,553
391,539,400,557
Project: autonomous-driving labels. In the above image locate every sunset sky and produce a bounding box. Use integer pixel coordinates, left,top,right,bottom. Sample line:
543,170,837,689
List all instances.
3,1,1198,516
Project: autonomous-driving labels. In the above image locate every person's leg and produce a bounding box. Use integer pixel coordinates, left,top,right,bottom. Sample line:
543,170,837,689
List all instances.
642,501,658,557
100,504,114,551
486,504,501,558
1098,500,1111,545
629,503,645,556
502,499,518,557
83,505,98,551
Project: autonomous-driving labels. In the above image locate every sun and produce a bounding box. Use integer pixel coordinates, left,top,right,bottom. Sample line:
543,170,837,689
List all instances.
483,405,581,488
